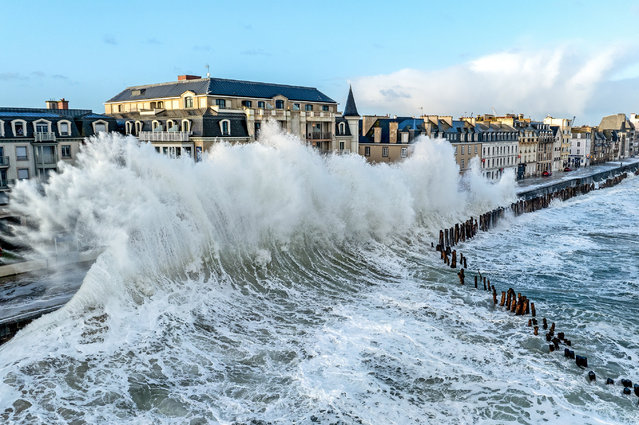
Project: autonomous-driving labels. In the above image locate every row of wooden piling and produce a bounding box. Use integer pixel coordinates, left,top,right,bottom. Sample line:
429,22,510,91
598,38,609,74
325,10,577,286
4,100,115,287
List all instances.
433,170,639,399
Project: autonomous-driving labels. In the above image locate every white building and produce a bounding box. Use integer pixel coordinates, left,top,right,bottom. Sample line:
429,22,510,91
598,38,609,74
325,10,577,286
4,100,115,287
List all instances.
569,128,592,168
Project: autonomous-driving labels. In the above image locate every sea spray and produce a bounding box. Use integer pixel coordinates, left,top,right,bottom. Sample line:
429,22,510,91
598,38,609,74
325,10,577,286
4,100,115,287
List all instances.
0,123,533,423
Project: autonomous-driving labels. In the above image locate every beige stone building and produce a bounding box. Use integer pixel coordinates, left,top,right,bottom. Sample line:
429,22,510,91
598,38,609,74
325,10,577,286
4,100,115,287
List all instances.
105,75,359,158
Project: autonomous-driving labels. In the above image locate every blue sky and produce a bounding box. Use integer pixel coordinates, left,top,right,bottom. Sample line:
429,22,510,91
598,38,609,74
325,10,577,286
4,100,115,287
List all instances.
2,0,639,124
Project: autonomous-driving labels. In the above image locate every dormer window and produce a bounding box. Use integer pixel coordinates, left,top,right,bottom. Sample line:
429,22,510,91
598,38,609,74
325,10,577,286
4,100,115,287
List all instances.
242,100,252,108
216,99,226,108
125,121,133,134
181,119,191,133
157,101,163,108
338,122,346,134
35,122,49,134
135,121,143,135
58,121,71,136
92,120,108,134
167,120,178,132
13,121,25,137
275,100,284,109
220,119,230,136
152,120,162,132
150,101,157,109
184,96,194,108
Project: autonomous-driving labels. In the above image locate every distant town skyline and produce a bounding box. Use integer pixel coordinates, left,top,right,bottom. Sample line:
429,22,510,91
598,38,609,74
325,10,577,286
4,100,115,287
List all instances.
2,0,639,124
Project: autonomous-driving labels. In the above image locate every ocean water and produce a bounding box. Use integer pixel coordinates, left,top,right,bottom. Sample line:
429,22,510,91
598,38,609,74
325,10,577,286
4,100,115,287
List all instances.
0,124,637,424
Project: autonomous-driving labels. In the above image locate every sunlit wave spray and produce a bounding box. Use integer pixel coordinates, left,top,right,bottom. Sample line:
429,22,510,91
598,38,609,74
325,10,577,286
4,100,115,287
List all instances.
0,122,517,423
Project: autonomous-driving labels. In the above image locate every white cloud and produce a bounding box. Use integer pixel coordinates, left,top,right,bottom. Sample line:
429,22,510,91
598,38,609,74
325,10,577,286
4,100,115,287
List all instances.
351,45,633,122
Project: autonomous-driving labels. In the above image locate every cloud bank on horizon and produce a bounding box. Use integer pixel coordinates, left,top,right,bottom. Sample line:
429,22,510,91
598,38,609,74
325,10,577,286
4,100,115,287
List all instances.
351,45,639,123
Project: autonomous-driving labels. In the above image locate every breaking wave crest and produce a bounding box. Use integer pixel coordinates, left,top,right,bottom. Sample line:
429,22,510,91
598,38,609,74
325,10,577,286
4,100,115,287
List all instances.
0,122,520,423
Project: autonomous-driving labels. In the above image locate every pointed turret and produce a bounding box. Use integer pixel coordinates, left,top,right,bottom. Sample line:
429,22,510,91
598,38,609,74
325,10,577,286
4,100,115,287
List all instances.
343,85,359,117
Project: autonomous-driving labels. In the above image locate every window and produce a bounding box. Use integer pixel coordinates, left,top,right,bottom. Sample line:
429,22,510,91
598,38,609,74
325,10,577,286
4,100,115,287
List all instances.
401,147,407,158
293,103,300,111
181,120,191,133
364,146,370,156
157,101,164,108
150,102,157,109
322,105,329,112
461,146,465,155
184,96,194,108
167,120,177,131
135,121,143,135
339,141,345,150
577,141,580,147
117,105,122,112
36,123,48,134
475,145,478,154
16,146,28,161
220,120,230,136
275,99,284,109
382,147,389,157
93,121,107,133
59,121,70,136
254,122,261,137
152,120,161,131
242,100,252,107
17,168,29,180
61,145,71,158
216,99,226,108
258,101,266,108
338,122,346,135
305,104,313,112
461,159,465,168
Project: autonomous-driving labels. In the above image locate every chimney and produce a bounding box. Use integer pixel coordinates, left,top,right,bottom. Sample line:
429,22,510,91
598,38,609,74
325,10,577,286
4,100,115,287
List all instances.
178,75,202,81
45,98,69,110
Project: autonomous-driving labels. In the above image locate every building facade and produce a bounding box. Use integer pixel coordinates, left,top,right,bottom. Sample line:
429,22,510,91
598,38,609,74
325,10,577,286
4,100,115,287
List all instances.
105,75,353,158
0,100,115,199
569,126,592,168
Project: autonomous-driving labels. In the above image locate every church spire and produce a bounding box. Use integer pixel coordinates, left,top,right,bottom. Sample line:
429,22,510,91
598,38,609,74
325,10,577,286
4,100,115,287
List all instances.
343,85,359,117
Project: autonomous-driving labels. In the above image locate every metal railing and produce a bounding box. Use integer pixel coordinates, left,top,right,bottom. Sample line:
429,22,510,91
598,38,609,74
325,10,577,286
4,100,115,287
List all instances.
307,132,333,140
0,157,8,167
138,131,190,142
34,132,56,142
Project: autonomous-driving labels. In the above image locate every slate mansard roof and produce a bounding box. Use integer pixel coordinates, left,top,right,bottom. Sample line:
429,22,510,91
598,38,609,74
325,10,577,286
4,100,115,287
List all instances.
0,108,115,138
107,77,337,104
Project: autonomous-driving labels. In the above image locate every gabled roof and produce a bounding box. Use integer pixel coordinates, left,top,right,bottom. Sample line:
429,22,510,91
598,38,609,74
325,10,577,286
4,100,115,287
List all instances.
107,77,336,103
343,86,359,117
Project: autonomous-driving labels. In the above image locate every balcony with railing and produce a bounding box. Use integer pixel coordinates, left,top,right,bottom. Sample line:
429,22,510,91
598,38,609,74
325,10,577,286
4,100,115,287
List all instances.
0,157,8,167
34,132,56,142
138,131,191,142
307,132,333,140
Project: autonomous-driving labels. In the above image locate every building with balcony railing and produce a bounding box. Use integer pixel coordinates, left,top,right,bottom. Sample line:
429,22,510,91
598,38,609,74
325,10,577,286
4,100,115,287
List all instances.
105,74,357,157
0,100,116,198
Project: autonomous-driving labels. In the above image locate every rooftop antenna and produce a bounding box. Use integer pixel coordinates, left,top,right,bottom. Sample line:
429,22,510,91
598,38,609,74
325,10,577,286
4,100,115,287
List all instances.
206,64,210,78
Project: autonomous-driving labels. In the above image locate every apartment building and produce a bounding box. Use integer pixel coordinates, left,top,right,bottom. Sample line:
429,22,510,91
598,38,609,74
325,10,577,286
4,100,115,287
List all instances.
358,114,422,163
598,114,633,160
544,116,572,170
0,99,116,199
475,123,519,180
105,75,358,158
424,116,480,172
570,126,592,168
